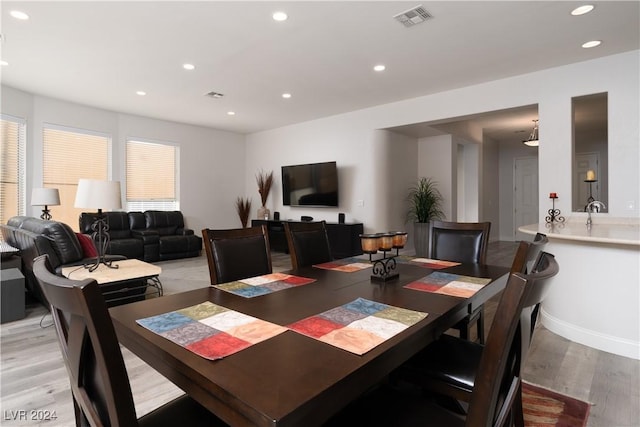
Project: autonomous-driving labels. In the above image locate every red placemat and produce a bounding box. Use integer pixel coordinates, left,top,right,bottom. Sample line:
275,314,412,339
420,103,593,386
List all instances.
405,271,491,298
213,273,316,298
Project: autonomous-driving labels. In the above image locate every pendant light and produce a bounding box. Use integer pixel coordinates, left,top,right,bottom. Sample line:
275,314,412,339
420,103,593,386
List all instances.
523,120,539,147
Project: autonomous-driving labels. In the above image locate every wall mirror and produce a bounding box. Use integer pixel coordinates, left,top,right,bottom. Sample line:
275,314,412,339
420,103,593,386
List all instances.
572,92,608,212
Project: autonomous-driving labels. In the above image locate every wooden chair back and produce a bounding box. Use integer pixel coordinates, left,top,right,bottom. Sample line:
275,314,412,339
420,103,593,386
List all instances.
467,252,559,427
32,255,138,426
429,221,491,264
284,221,333,269
202,225,272,285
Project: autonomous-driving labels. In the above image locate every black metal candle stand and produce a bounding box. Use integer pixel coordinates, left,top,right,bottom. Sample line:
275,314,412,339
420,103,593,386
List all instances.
366,249,400,283
545,196,565,224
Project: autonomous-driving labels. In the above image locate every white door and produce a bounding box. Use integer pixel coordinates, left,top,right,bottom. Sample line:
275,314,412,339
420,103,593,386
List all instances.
514,157,538,240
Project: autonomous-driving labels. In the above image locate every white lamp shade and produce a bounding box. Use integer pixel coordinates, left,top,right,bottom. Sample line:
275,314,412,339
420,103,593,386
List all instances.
31,188,60,206
74,179,122,210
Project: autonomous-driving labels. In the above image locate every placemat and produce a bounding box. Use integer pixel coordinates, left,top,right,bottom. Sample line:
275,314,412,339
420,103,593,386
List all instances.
213,273,316,298
404,271,491,298
314,259,372,272
288,297,428,355
395,255,461,269
136,302,286,360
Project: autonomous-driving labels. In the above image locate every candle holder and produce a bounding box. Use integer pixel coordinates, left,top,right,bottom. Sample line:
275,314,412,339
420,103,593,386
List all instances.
584,179,597,209
545,194,565,224
360,232,407,282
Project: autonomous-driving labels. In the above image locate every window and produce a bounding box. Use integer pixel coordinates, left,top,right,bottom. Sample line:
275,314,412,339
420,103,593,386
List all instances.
43,125,111,230
126,139,179,211
0,116,26,226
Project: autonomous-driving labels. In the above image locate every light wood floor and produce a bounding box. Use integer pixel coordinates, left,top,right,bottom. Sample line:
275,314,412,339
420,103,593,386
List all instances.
1,243,638,426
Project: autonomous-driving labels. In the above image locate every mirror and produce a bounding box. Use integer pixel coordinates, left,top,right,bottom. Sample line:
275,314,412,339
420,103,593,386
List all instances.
572,93,608,212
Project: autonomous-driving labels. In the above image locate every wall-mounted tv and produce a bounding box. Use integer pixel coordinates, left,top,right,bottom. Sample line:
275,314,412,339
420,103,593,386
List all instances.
282,161,338,207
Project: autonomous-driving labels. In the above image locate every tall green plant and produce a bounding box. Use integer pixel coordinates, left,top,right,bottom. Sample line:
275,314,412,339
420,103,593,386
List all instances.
407,177,444,223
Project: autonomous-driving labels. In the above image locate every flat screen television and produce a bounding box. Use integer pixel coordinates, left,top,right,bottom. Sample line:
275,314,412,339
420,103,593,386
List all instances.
282,161,338,207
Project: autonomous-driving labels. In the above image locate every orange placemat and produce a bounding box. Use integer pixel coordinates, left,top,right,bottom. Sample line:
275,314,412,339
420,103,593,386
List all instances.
405,271,490,298
213,273,316,298
314,259,372,272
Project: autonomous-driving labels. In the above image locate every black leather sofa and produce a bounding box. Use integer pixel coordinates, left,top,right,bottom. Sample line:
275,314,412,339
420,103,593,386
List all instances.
79,210,201,262
1,216,128,305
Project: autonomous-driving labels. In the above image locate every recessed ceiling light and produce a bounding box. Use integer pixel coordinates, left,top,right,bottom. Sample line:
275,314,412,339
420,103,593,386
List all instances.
272,11,288,21
183,63,195,70
582,40,601,48
136,91,146,96
373,64,386,72
227,111,236,116
1,60,8,66
571,5,594,16
10,10,29,20
282,93,292,99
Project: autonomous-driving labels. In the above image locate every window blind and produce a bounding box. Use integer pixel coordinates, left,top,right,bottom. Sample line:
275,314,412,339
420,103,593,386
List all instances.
0,117,26,226
43,126,110,230
126,140,178,211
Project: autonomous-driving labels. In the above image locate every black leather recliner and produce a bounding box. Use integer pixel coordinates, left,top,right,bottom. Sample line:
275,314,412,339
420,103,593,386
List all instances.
143,211,202,261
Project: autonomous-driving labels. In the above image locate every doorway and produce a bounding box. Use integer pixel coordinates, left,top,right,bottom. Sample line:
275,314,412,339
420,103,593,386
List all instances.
513,156,538,240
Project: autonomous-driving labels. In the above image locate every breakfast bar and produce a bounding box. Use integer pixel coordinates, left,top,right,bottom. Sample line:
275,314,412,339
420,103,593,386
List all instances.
520,218,640,360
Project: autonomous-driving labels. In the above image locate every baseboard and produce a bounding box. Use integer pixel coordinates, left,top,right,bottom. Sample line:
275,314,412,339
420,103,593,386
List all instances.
540,308,640,360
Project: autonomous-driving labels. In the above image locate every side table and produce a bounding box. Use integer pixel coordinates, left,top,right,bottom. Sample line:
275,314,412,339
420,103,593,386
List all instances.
1,268,26,323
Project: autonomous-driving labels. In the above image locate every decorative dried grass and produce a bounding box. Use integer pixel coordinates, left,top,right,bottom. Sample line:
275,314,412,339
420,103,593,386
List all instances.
256,170,273,206
236,197,252,228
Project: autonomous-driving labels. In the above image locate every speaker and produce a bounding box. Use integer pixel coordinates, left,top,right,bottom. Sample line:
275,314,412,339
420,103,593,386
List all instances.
273,211,280,220
301,216,313,222
338,213,345,224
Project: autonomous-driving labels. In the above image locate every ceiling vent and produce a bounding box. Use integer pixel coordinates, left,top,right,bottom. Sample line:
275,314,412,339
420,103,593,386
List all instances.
205,91,224,99
394,5,432,28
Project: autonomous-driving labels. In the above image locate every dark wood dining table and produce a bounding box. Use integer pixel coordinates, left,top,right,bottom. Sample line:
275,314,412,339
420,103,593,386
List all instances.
109,261,510,427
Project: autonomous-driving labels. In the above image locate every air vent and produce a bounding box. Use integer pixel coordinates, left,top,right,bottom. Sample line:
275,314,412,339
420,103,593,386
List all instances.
205,91,224,99
394,5,432,28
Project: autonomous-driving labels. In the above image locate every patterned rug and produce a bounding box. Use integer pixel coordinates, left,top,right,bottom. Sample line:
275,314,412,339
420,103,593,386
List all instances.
523,381,591,427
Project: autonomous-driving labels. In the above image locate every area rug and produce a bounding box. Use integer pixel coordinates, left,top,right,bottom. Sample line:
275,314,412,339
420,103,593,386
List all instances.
522,381,591,427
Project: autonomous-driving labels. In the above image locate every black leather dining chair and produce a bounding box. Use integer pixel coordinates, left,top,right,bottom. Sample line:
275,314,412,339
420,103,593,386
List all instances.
202,225,272,285
32,255,227,427
392,250,559,427
429,220,491,343
325,254,558,427
284,220,333,269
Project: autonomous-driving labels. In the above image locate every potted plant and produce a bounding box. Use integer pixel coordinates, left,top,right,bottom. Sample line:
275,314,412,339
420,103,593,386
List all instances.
407,177,444,256
236,197,252,228
256,170,273,219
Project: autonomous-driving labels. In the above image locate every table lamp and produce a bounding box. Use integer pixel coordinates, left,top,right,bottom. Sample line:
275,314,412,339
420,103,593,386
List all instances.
74,179,122,272
31,188,60,220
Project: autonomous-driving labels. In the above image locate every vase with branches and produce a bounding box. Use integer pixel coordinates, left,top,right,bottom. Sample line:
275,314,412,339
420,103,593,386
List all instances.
256,170,273,219
236,197,252,228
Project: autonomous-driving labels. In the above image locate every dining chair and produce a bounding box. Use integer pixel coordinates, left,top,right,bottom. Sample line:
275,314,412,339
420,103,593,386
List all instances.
32,255,227,427
284,220,333,269
325,258,555,427
392,251,559,427
202,225,272,285
429,220,491,344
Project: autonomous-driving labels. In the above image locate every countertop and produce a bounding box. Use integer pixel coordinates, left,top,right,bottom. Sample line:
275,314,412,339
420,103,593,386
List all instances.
519,217,640,246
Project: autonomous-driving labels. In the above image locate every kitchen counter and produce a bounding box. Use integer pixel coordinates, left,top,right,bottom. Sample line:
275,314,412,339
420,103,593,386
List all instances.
520,217,640,360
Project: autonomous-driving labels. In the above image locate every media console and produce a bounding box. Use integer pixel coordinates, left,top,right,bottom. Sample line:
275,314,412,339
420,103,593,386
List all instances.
251,219,364,259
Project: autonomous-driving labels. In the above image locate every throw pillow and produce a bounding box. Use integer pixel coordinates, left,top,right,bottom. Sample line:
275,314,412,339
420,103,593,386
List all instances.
76,233,98,258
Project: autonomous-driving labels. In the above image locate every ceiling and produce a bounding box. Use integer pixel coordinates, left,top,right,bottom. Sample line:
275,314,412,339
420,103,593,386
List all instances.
1,1,638,139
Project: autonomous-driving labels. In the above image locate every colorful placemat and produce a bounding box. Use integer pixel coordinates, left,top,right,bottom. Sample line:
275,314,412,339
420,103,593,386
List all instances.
404,271,491,298
287,297,428,355
395,255,461,269
136,302,286,360
213,273,316,298
314,259,372,272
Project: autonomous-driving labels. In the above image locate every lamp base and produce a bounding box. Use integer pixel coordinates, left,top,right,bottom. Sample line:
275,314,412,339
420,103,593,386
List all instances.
83,211,119,273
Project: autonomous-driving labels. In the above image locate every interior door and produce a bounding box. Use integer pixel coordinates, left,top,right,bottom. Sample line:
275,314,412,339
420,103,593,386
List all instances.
514,157,538,240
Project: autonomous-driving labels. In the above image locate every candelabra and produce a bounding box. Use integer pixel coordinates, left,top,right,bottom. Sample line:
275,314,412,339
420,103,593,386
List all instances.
360,232,407,282
545,193,565,224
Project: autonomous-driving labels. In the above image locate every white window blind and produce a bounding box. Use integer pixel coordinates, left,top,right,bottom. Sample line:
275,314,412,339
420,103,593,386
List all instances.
0,116,26,226
126,140,178,212
43,125,110,231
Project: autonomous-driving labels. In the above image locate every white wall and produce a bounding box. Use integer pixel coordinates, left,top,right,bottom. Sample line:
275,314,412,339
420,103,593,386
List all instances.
1,86,246,236
246,51,640,245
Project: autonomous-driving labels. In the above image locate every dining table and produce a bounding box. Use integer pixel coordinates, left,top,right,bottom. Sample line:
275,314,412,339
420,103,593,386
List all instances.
109,259,510,427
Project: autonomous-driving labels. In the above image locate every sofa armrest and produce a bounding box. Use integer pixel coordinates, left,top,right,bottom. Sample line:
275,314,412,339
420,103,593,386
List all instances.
176,228,194,236
131,229,160,244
